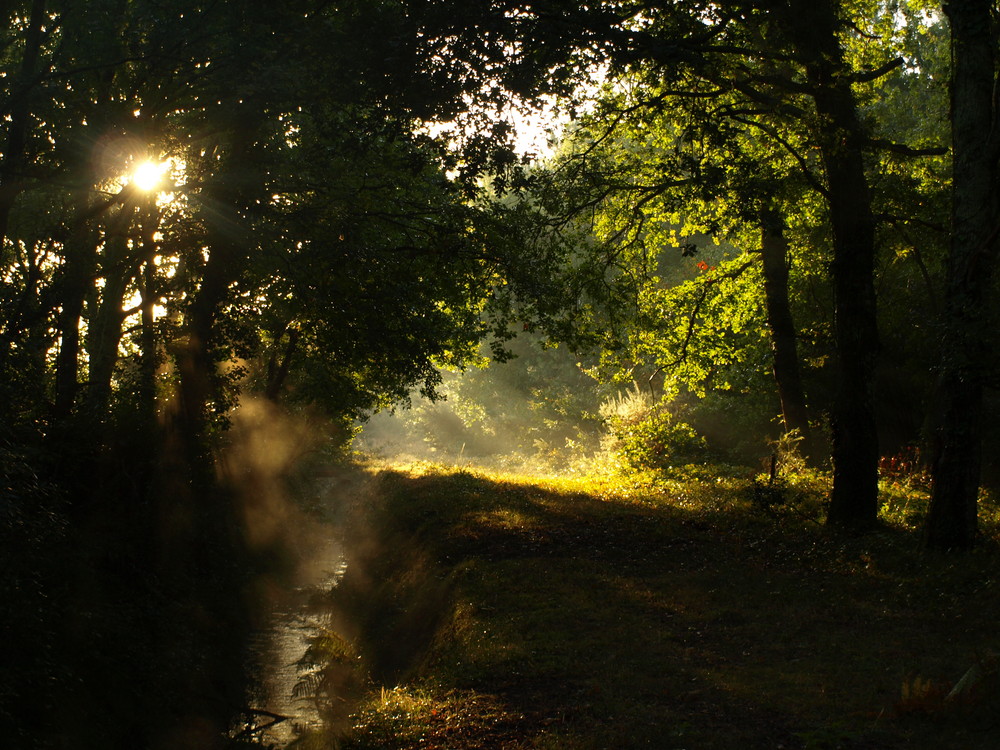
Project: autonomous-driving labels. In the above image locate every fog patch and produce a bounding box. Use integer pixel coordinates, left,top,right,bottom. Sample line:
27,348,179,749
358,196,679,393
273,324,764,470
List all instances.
218,398,358,744
355,338,613,474
219,400,352,572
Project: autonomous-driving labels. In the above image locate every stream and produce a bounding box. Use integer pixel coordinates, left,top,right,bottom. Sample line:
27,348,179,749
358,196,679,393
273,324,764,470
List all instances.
238,535,347,746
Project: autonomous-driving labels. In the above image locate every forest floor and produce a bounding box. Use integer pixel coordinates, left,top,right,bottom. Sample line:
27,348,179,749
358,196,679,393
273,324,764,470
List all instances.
300,460,1000,750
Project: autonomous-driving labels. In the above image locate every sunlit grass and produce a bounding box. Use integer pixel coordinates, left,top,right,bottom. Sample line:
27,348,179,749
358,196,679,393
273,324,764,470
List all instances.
319,456,1000,749
339,686,529,750
359,449,1000,538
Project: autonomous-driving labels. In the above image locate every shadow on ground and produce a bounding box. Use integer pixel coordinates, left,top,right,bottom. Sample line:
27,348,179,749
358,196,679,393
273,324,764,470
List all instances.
319,465,1000,750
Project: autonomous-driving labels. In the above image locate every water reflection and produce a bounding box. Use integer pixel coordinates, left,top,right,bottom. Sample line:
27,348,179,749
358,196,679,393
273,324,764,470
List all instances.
239,539,347,747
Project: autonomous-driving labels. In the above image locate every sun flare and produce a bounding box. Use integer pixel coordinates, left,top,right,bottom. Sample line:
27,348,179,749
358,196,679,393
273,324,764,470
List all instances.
131,160,167,191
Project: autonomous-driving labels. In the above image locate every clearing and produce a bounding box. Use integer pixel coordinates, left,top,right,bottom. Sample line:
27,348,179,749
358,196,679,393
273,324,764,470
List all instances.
295,462,1000,749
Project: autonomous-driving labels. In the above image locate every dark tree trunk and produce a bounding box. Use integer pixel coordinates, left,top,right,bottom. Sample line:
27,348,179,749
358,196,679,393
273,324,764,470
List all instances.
84,200,141,424
776,0,881,529
925,0,999,551
264,327,300,402
52,200,100,419
137,204,161,424
84,230,132,422
174,204,248,463
759,206,812,450
173,100,261,457
155,108,264,746
166,99,264,550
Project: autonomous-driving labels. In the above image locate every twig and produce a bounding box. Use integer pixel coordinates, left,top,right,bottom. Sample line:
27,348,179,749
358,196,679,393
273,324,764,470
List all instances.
233,707,289,739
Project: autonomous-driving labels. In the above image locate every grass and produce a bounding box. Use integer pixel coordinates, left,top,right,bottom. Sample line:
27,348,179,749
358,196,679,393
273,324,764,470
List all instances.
295,459,1000,749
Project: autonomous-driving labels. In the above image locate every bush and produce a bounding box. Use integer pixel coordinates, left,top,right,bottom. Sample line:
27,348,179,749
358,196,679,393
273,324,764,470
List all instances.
606,402,708,471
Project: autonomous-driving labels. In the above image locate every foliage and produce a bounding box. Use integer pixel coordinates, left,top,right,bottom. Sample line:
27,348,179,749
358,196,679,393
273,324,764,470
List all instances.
476,0,958,531
611,407,707,471
0,2,569,746
359,332,612,471
601,387,708,471
0,0,555,450
0,0,994,746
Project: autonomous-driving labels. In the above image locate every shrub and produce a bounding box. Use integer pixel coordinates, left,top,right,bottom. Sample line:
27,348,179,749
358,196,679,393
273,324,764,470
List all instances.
602,389,708,472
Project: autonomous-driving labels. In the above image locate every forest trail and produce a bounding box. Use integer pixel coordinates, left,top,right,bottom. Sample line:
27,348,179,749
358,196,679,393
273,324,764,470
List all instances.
310,463,1000,750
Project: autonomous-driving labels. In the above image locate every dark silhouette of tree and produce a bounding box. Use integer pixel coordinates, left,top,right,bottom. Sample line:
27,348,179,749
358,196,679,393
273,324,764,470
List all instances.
0,2,547,746
925,0,999,551
759,204,813,448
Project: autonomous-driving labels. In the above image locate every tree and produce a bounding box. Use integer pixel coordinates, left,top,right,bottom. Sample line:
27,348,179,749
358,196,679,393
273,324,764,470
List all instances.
924,0,998,550
431,0,887,519
0,2,553,745
761,0,882,528
441,0,964,527
759,204,813,445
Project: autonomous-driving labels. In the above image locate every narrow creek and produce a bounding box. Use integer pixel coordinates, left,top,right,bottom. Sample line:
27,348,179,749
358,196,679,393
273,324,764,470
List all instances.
238,535,347,746
227,465,375,747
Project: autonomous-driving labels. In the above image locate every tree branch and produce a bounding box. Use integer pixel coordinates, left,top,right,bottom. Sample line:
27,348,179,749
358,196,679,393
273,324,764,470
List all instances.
869,138,948,157
884,216,939,312
874,212,947,234
663,258,755,370
850,57,905,83
729,79,810,119
727,114,830,199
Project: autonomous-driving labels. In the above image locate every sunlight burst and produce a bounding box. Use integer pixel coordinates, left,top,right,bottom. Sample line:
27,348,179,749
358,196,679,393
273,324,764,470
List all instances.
131,160,168,191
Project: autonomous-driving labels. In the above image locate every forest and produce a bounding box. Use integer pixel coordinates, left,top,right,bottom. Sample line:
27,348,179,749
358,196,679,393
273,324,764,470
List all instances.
2,0,1000,748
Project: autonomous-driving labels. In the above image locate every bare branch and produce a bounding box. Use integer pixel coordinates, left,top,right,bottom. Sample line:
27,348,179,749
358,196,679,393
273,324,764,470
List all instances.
884,216,939,312
869,138,948,157
874,212,947,234
736,69,812,95
850,57,905,83
729,79,809,119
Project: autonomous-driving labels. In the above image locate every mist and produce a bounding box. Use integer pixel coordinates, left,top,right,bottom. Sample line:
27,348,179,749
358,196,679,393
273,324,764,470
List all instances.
221,399,342,589
219,397,374,745
355,337,611,474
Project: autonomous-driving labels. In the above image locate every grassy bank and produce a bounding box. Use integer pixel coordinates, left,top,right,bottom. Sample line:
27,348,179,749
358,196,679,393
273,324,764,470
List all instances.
301,462,1000,749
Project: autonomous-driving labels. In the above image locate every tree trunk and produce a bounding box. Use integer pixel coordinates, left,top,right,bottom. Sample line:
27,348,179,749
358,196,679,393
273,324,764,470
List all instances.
137,203,161,425
154,106,264,748
84,228,133,422
175,197,249,461
776,0,881,529
171,99,263,480
264,327,300,402
924,0,999,551
760,209,820,459
52,200,100,419
760,206,812,449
